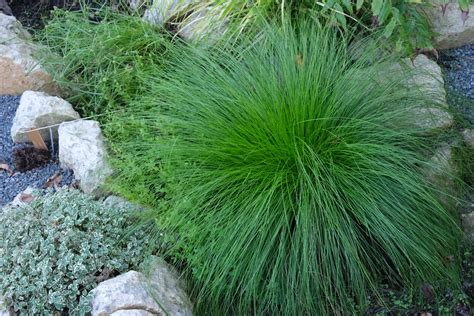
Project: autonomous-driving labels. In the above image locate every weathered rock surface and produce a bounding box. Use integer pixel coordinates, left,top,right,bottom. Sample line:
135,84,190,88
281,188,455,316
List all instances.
143,0,193,25
91,257,193,316
429,2,474,49
11,91,80,143
111,310,155,316
403,55,453,132
405,54,446,103
10,186,36,207
58,120,112,195
410,107,453,132
143,0,226,43
0,295,9,316
462,212,474,243
425,144,457,203
462,129,474,148
177,6,228,43
0,13,58,95
0,0,12,16
128,0,145,10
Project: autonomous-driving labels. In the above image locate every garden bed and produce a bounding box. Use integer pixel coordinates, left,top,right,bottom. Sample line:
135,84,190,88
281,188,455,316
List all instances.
1,1,474,315
0,95,73,206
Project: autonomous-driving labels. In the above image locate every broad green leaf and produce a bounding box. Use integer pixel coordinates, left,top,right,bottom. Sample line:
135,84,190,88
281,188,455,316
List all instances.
356,0,364,10
459,0,470,11
341,0,353,14
333,3,347,29
391,6,400,21
371,0,384,16
378,1,392,24
383,17,398,38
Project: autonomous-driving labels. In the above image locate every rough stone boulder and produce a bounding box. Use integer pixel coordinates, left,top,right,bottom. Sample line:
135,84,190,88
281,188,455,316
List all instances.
0,13,58,95
143,0,193,25
0,295,9,316
462,212,474,244
58,120,112,195
143,0,227,43
177,6,228,43
111,311,155,316
462,129,474,148
428,1,474,49
11,91,80,143
410,107,453,132
10,186,36,207
425,144,457,204
91,257,193,316
400,54,453,133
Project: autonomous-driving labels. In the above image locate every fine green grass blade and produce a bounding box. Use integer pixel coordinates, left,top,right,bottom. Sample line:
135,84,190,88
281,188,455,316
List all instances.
109,22,461,315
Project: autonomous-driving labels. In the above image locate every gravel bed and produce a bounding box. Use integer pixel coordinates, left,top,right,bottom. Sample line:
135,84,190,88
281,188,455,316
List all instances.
0,95,74,206
439,44,474,125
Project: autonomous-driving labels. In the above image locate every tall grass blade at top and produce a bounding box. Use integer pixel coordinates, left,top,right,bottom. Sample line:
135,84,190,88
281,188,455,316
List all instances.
110,22,461,314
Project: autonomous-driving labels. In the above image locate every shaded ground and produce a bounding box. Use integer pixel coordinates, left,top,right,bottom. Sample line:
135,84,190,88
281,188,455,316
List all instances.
9,0,116,30
9,0,76,30
0,95,74,206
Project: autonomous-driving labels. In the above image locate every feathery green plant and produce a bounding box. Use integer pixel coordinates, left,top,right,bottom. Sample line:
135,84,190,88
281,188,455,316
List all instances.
108,21,462,314
38,7,170,116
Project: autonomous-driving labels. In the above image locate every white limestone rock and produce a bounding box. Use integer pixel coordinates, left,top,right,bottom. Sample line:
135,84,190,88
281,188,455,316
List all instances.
429,1,474,49
11,91,80,143
91,258,193,316
425,144,457,204
58,120,112,195
0,13,58,95
462,212,474,244
111,310,155,316
462,129,474,148
0,295,9,316
143,0,227,44
10,186,36,207
143,0,193,25
177,6,228,44
404,54,447,104
397,54,453,133
410,107,453,132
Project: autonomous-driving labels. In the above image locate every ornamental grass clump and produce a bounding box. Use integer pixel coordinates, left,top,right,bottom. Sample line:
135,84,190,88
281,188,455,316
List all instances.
110,23,461,314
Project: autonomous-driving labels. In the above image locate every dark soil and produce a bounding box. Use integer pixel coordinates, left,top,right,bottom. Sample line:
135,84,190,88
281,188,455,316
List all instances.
0,95,74,206
12,146,51,172
9,0,122,31
8,0,78,30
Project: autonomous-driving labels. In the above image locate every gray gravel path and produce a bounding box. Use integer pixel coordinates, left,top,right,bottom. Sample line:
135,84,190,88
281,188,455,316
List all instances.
0,95,74,206
439,44,474,125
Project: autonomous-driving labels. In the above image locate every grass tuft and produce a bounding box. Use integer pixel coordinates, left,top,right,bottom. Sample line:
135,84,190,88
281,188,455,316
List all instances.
37,7,171,116
108,22,462,314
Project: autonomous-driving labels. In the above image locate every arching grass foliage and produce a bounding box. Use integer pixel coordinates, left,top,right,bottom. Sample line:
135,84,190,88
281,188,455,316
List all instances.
109,23,462,314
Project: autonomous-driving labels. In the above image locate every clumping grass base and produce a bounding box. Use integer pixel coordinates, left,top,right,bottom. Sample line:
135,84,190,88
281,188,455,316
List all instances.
109,23,462,314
